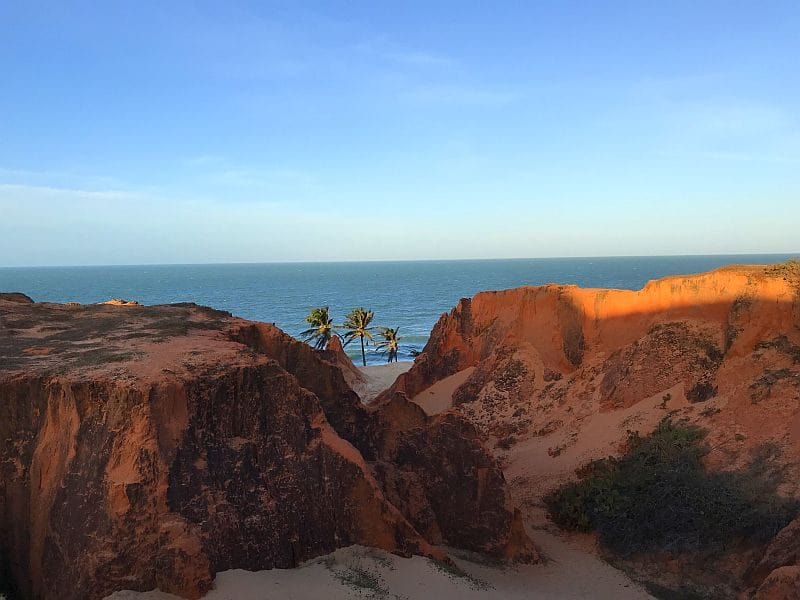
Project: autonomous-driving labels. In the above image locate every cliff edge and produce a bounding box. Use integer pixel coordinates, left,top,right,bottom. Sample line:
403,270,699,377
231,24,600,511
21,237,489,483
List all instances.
0,297,535,600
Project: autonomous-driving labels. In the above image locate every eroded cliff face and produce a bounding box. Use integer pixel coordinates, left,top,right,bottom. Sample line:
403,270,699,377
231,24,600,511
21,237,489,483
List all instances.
0,297,534,600
230,321,535,560
384,262,800,595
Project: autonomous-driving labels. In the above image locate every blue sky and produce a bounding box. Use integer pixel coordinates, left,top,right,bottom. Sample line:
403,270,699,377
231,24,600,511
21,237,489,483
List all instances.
1,1,798,266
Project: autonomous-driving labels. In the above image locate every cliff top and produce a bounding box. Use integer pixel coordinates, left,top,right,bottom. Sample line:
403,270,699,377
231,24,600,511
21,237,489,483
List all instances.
0,299,252,379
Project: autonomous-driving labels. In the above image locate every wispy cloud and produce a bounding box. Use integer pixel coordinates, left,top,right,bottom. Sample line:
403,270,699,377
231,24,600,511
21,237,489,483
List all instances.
0,181,423,265
400,84,521,107
181,156,321,191
0,183,139,202
0,166,124,189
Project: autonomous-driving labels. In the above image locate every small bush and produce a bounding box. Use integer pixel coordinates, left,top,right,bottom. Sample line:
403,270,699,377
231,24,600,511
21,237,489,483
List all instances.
495,435,516,450
543,368,563,382
494,359,527,392
687,381,717,403
545,419,798,555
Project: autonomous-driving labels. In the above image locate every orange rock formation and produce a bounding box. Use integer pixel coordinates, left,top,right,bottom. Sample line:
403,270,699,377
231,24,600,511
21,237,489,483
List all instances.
383,262,800,596
0,296,535,600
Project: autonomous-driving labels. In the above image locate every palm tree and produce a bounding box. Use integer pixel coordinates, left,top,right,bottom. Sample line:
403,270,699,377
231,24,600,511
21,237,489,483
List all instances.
301,306,335,350
342,307,375,366
376,327,400,363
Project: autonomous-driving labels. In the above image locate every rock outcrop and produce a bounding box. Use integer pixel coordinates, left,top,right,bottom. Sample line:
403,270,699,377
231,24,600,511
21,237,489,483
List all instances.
0,293,33,304
748,515,800,598
322,335,366,390
386,263,800,469
230,321,535,559
0,298,535,600
383,261,800,595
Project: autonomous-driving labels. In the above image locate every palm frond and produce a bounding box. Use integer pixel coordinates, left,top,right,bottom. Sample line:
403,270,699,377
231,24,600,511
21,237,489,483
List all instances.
301,306,335,350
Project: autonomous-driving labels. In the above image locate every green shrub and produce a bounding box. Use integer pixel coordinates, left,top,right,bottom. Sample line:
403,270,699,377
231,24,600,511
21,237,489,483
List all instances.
545,419,798,555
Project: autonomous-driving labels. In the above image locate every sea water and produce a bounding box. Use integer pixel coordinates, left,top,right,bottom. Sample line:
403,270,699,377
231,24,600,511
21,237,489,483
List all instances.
1,255,796,365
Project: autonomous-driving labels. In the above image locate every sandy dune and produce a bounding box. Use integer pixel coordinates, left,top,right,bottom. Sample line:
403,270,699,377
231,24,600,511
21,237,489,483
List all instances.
107,532,651,600
358,361,473,415
355,361,413,402
411,367,475,415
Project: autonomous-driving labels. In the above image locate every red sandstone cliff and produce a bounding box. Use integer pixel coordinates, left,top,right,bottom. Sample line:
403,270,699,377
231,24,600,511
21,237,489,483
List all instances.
382,261,800,596
0,295,534,600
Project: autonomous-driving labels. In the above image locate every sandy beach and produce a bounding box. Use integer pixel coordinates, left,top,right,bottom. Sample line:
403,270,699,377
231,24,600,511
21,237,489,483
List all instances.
353,361,414,402
356,362,472,413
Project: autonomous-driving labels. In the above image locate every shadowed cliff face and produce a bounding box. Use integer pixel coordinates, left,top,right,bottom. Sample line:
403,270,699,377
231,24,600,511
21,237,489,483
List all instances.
230,322,535,559
382,262,800,596
0,299,535,600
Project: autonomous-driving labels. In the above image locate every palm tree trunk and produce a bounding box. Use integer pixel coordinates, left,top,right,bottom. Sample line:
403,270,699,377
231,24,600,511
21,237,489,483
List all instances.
360,336,366,366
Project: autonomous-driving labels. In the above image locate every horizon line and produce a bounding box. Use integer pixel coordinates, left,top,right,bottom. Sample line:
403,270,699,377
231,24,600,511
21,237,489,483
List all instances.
1,251,798,270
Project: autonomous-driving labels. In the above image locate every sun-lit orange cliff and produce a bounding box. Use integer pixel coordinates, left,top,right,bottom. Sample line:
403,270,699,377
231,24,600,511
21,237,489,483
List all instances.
382,262,800,596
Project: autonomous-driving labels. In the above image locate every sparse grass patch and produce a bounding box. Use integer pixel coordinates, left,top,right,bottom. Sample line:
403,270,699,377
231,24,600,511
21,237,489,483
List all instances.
642,581,709,600
543,368,563,382
765,259,800,280
547,439,571,457
687,381,717,403
335,564,388,596
755,335,800,364
750,368,800,403
495,435,516,450
545,419,798,555
428,558,493,591
363,548,395,571
494,359,527,392
320,550,398,598
699,405,721,418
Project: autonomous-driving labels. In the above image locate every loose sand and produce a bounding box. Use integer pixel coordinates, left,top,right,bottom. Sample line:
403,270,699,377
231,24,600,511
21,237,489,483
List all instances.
355,361,413,402
106,533,651,600
411,367,475,415
355,362,473,414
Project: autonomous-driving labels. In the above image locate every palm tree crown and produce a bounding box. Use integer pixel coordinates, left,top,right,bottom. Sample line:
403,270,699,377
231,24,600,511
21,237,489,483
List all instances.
342,307,375,366
376,327,400,363
300,306,335,350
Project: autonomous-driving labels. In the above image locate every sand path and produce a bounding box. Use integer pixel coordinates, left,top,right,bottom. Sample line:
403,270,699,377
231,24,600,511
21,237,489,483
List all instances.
107,532,651,600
